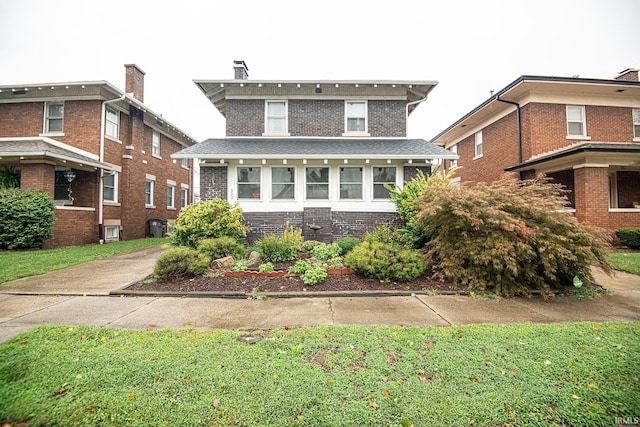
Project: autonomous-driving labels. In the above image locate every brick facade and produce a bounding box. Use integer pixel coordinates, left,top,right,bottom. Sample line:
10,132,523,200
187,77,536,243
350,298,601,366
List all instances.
200,166,228,200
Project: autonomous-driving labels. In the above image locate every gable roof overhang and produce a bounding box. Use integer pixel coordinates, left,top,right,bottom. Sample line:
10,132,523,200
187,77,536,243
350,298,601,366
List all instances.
0,137,116,171
504,142,640,173
0,82,197,148
172,137,457,163
193,80,438,117
431,75,640,148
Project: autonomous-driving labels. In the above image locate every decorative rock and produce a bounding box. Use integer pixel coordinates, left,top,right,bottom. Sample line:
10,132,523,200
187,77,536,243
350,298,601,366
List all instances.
211,256,234,270
246,251,262,267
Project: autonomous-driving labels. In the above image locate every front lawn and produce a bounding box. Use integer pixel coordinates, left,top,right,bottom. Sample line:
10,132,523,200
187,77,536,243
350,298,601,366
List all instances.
608,252,640,275
0,238,167,284
1,323,638,426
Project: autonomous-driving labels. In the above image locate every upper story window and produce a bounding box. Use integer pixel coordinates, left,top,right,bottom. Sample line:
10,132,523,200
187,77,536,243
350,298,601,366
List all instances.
339,167,363,200
105,107,119,139
152,130,161,157
633,109,640,140
345,101,367,134
238,167,261,199
103,172,118,203
265,101,287,134
474,131,483,159
567,105,587,138
181,158,189,169
306,167,329,200
272,167,295,200
44,102,64,133
373,167,396,199
450,144,458,168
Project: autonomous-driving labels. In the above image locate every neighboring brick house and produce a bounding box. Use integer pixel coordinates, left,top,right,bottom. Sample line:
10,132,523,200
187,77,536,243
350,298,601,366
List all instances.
431,69,640,232
173,61,456,242
0,64,196,248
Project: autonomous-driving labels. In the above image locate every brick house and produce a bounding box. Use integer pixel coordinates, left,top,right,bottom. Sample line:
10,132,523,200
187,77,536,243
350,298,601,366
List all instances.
431,69,640,232
0,64,196,248
173,61,456,242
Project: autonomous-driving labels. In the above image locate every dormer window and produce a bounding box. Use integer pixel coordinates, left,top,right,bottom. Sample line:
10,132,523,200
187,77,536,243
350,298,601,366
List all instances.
265,101,288,135
345,101,368,135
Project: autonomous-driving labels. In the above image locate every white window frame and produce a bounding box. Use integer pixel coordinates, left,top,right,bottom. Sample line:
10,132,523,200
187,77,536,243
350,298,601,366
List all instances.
103,172,118,204
145,178,155,208
167,184,175,209
633,109,640,141
181,186,189,208
450,144,458,168
344,101,368,135
339,166,364,200
105,226,119,240
271,166,296,201
372,166,397,200
237,166,262,200
152,130,161,158
181,158,189,169
105,107,120,140
44,102,64,134
566,105,588,138
264,100,288,135
474,131,483,159
305,166,330,200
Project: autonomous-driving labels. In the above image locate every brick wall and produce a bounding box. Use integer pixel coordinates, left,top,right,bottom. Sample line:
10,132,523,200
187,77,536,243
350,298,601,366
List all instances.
0,103,44,136
332,211,403,239
574,167,609,228
20,163,55,197
587,106,634,142
44,208,97,249
200,166,228,200
243,211,304,242
289,100,343,136
226,100,264,136
368,100,406,137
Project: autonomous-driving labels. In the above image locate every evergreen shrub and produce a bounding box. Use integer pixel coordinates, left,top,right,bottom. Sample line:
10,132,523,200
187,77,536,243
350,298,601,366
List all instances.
171,199,248,248
152,247,210,280
345,241,425,282
0,188,55,249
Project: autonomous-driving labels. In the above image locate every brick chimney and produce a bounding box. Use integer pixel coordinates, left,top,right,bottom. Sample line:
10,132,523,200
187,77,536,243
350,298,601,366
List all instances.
125,64,146,102
233,60,249,80
614,68,639,82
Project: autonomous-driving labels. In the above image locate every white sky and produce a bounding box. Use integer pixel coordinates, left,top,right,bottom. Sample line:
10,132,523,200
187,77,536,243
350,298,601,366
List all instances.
1,0,639,142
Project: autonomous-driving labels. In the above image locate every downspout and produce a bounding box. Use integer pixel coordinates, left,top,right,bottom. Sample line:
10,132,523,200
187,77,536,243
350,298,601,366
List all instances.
495,95,522,164
406,94,429,136
99,94,126,243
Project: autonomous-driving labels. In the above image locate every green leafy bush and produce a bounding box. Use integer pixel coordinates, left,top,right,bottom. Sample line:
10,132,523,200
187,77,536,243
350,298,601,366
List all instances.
616,228,640,249
345,241,426,282
256,226,303,262
362,225,406,248
301,264,328,285
335,237,361,255
0,166,20,189
197,236,246,260
0,188,55,249
311,242,342,260
288,259,311,274
301,240,322,254
258,262,274,273
171,199,248,248
233,260,248,271
152,247,210,280
415,175,612,296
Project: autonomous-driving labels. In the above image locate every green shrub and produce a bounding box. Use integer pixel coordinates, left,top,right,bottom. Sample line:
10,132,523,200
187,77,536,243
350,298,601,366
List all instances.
311,242,342,260
414,175,612,296
362,225,405,247
258,262,274,273
152,247,210,280
233,260,248,271
197,236,246,260
288,259,311,274
171,199,248,248
0,166,20,189
256,226,303,263
301,264,328,285
345,241,426,282
301,240,322,254
335,237,361,255
0,188,55,250
616,228,640,249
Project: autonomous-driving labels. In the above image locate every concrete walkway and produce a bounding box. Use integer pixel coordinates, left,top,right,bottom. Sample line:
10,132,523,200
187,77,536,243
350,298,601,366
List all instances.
1,245,639,343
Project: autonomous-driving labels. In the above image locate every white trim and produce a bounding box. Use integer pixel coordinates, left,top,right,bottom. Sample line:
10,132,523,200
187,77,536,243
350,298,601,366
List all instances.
167,184,175,209
103,171,118,204
474,130,483,159
609,208,640,213
151,129,161,158
54,206,95,211
44,101,64,134
105,106,120,140
145,178,155,207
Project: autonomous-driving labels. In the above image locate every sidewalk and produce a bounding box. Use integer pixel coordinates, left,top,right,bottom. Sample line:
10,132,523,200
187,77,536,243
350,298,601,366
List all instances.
1,246,639,344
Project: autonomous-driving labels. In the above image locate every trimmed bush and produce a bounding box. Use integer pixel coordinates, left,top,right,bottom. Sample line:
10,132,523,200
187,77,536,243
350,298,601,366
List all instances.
256,226,303,263
345,241,426,282
616,228,640,249
335,237,361,255
197,237,246,260
414,175,612,296
0,188,55,250
171,199,248,248
152,247,210,280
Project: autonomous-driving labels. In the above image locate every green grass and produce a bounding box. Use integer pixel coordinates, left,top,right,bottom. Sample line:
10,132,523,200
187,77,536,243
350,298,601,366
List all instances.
0,238,167,284
608,252,640,276
1,323,639,426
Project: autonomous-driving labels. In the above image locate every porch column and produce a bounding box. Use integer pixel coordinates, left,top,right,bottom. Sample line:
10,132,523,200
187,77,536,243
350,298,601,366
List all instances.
20,163,55,198
573,165,609,229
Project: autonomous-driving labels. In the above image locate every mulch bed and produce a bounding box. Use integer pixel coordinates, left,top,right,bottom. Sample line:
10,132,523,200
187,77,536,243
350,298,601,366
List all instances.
124,260,467,295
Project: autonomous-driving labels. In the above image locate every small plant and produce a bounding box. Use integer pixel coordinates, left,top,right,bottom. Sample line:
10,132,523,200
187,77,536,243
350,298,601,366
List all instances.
616,227,640,249
301,264,327,285
301,240,322,254
256,226,303,263
335,237,361,255
258,262,274,273
345,241,425,282
197,236,246,260
152,247,210,280
233,260,249,271
328,256,344,269
0,166,20,189
288,259,311,274
311,242,342,261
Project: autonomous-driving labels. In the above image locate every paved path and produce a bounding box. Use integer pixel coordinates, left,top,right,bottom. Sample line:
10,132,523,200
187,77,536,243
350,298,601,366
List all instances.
1,245,639,343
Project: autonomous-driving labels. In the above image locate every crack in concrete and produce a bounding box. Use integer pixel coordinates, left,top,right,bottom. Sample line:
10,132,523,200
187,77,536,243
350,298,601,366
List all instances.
106,296,159,327
414,295,452,326
328,298,335,324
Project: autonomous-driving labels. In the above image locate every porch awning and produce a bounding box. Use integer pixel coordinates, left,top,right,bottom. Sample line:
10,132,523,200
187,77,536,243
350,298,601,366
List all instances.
172,137,457,161
0,137,115,171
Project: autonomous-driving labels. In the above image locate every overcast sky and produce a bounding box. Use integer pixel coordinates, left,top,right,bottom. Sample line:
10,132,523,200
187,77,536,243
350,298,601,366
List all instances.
1,0,638,142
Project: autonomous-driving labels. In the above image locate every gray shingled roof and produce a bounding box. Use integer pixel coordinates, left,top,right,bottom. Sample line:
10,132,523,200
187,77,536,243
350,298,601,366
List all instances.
0,138,115,170
173,138,456,160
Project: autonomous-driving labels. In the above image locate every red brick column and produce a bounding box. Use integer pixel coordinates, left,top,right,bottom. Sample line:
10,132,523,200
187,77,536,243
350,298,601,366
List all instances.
20,163,55,198
573,166,609,228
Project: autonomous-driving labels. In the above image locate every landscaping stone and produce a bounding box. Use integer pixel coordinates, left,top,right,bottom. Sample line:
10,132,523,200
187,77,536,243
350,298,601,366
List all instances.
211,256,234,270
247,251,262,267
